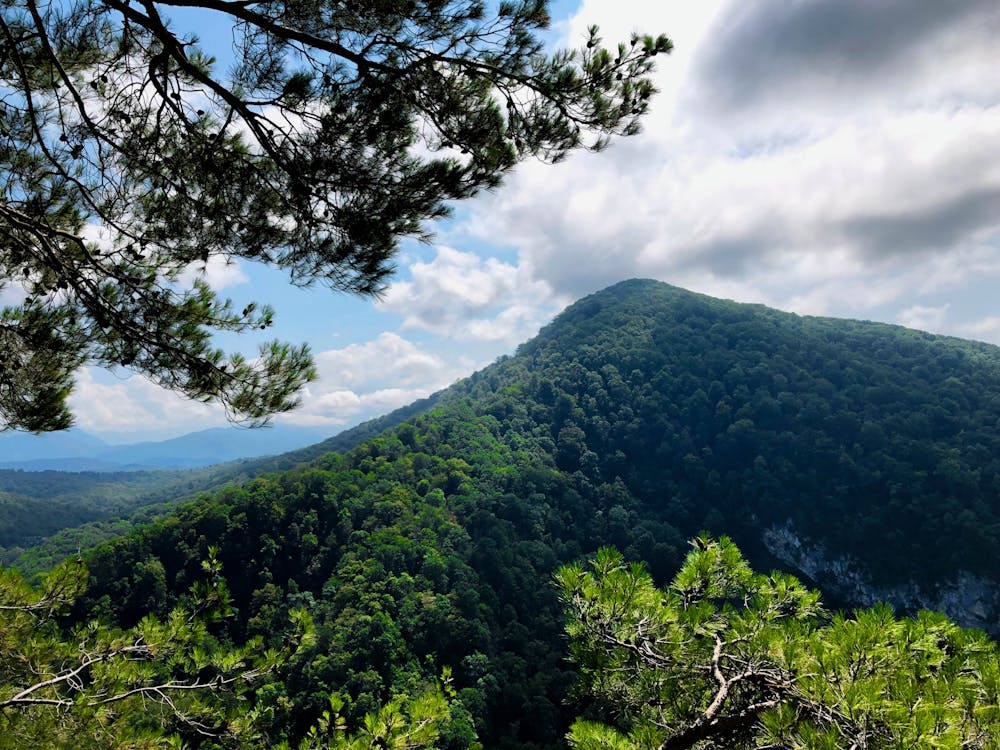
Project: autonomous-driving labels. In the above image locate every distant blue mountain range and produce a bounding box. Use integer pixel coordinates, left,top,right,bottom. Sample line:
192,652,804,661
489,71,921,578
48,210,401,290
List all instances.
0,425,333,471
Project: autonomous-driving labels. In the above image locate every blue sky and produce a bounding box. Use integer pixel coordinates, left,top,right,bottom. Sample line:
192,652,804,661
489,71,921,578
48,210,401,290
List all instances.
63,0,1000,442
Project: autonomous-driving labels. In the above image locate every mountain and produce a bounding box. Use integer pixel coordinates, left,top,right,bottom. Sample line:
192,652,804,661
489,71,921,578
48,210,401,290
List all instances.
63,280,1000,748
0,428,110,462
0,424,334,472
93,424,334,469
3,394,442,569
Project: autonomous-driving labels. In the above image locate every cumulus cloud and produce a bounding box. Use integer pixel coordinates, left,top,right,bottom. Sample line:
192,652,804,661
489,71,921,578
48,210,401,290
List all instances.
0,281,27,307
285,332,475,426
70,367,225,434
897,304,951,334
959,317,1000,345
378,246,569,345
313,332,459,390
81,222,116,253
890,304,1000,347
70,332,477,436
174,255,250,291
457,0,1000,329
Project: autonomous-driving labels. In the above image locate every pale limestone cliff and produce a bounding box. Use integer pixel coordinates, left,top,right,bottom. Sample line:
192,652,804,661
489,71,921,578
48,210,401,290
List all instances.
762,521,999,633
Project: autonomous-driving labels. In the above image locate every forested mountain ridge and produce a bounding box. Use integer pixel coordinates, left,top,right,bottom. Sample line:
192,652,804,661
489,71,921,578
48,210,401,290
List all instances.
7,393,441,572
72,279,1000,748
490,279,1000,613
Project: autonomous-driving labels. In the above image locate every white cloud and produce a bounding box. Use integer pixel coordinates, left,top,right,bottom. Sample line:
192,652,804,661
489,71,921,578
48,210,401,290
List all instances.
897,304,951,334
378,246,569,345
889,304,1000,347
70,331,476,436
174,255,249,291
281,332,475,426
0,281,27,307
456,0,1000,325
70,367,226,434
81,222,116,253
312,332,460,390
959,317,1000,345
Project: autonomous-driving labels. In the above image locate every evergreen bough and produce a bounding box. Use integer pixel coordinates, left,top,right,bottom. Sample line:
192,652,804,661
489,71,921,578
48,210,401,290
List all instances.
0,0,670,431
559,538,1000,749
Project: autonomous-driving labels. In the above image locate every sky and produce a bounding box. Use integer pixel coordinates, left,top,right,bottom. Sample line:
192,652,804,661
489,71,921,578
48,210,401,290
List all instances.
62,0,1000,442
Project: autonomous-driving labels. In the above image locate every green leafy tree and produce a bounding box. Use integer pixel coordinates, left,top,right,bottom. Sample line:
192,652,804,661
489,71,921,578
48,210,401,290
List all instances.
558,538,1000,749
0,0,671,431
0,549,311,747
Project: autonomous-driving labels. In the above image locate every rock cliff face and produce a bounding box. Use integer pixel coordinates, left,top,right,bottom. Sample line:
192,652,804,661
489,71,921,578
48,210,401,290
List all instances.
762,522,1000,633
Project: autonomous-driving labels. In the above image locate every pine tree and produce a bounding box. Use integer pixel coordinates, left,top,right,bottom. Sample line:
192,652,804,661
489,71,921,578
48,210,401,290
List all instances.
558,538,1000,749
0,1,670,431
290,673,458,750
0,550,310,747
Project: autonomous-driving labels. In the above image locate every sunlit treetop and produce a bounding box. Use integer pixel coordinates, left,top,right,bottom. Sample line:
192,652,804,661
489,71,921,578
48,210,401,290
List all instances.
0,0,670,431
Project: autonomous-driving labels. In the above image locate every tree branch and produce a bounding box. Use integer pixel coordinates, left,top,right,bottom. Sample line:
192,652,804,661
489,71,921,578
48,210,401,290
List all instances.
657,636,786,750
658,698,782,750
149,0,395,74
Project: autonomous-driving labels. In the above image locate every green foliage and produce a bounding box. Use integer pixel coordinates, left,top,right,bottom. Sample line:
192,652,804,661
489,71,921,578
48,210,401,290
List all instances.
0,468,220,563
72,413,596,747
0,551,308,748
0,2,669,429
6,393,440,568
470,279,1000,586
33,279,1000,748
560,538,1000,749
291,671,458,750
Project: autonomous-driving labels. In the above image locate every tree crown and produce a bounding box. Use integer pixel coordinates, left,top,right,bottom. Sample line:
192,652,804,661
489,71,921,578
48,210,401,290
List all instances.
0,0,669,431
559,538,1000,749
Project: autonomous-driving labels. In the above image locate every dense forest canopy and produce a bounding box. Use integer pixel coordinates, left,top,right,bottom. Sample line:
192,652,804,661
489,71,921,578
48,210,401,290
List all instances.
35,279,1000,748
0,0,669,431
3,393,439,570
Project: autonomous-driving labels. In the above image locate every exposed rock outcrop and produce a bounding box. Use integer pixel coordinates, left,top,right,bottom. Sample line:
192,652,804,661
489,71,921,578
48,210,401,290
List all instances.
762,521,999,633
